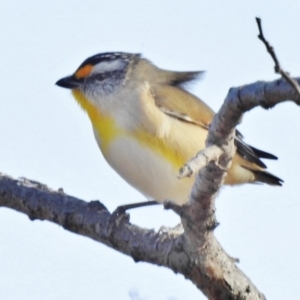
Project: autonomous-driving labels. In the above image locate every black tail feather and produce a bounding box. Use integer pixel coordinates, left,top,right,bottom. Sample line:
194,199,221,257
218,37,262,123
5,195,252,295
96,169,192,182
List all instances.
249,146,278,160
243,167,283,186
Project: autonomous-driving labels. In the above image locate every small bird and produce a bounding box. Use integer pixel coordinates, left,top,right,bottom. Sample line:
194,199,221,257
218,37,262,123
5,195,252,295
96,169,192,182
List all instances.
56,52,282,205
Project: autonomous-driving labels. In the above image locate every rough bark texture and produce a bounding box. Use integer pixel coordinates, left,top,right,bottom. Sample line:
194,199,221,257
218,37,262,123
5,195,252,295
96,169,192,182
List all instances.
1,77,300,300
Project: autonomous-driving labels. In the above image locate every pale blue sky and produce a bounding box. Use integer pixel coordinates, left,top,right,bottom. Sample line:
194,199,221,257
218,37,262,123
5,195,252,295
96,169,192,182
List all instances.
0,1,299,299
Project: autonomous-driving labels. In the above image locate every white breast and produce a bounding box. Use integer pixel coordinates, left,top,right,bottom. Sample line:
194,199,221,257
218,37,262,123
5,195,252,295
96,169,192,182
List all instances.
99,134,195,205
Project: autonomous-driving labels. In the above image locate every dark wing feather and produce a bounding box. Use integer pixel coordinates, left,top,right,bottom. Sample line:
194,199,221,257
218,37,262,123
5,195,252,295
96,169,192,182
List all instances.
235,130,278,163
235,137,267,168
248,145,278,160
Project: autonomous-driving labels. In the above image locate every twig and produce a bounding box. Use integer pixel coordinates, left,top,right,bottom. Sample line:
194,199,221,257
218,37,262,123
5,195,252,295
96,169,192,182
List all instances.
178,145,224,179
256,17,300,99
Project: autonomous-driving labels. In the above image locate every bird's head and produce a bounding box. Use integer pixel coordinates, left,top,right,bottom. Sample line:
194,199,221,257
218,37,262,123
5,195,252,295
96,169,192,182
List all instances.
56,52,141,98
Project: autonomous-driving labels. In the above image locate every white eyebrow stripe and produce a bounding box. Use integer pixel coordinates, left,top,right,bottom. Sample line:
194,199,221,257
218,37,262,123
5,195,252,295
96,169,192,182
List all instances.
91,59,126,74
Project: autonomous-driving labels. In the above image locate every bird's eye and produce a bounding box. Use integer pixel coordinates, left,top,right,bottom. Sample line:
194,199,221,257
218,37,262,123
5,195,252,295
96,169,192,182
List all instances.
94,73,107,81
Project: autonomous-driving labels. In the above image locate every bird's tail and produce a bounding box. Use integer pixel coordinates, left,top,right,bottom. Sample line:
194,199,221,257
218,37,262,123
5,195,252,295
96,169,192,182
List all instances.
243,166,283,186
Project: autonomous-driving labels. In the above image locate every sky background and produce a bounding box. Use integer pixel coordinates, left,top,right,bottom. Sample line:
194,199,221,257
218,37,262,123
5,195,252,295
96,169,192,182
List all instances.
1,1,300,299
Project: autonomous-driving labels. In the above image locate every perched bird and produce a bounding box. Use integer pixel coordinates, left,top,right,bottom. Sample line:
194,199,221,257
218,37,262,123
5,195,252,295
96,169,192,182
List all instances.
56,52,282,205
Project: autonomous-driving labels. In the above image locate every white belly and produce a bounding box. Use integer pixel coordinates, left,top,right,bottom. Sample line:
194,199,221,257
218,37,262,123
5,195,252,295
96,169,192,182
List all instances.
101,135,195,205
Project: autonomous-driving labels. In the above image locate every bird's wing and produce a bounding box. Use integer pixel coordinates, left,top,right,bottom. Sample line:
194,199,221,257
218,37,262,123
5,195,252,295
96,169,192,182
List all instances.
152,84,214,130
151,84,277,169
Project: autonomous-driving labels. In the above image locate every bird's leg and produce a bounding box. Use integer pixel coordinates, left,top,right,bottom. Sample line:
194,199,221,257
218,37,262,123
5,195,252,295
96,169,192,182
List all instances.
107,201,159,242
114,200,159,213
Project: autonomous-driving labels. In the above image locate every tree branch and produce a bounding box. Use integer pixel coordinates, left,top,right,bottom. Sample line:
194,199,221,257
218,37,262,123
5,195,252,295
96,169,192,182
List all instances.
256,17,300,99
1,76,299,299
164,76,300,299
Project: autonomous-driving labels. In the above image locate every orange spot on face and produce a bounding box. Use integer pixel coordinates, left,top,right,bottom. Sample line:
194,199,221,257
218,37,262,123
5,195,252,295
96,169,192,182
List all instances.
75,64,93,79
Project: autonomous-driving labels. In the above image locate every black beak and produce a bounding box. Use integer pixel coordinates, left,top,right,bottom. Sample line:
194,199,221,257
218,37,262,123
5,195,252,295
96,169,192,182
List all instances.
55,75,81,89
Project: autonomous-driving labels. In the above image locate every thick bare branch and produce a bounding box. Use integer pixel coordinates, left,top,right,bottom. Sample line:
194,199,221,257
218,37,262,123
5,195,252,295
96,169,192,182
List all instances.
0,172,264,300
0,174,182,265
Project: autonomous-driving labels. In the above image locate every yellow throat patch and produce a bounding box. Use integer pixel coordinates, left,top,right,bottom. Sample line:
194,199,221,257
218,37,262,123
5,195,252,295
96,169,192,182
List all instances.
72,89,121,152
71,89,187,169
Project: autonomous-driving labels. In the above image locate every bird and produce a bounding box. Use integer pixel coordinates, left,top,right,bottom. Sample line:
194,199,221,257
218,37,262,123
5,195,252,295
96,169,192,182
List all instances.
56,52,282,206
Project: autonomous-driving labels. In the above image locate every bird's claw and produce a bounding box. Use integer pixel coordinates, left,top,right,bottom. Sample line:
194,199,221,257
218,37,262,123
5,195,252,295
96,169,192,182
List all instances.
107,206,130,242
